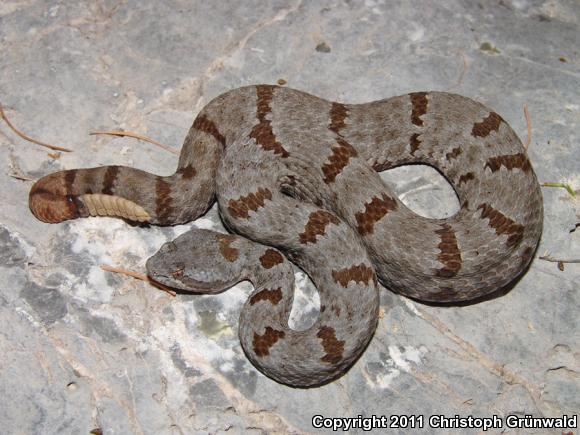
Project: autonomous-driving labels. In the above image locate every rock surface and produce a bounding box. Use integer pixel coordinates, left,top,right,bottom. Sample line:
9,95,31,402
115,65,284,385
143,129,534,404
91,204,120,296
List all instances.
1,1,578,434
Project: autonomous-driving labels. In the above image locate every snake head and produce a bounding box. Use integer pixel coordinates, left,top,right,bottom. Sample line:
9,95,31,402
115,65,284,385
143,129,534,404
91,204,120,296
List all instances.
146,228,246,293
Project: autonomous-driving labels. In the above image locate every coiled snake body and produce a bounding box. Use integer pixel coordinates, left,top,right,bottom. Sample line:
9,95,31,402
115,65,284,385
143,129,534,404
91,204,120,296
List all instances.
29,85,543,387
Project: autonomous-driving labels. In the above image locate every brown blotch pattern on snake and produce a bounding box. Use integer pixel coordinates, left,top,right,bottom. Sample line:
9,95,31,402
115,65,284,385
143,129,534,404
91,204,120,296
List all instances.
193,114,226,147
250,85,290,157
478,203,525,248
227,188,273,219
253,327,285,357
64,170,81,219
372,159,394,172
410,133,421,156
249,287,283,306
355,193,398,235
217,234,239,262
321,138,358,184
445,147,462,161
329,102,349,134
64,169,77,194
178,164,197,180
458,172,475,186
485,153,531,173
102,166,119,195
435,224,462,278
472,112,502,138
155,177,174,223
332,264,375,288
410,92,428,126
299,210,340,244
259,249,284,269
317,326,345,364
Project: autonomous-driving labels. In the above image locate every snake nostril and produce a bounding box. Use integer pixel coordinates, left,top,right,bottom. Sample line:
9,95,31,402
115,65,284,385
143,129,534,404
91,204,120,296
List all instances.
171,264,185,279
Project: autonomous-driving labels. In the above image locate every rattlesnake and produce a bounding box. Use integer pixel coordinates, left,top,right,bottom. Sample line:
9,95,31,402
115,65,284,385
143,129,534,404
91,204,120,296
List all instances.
29,85,543,387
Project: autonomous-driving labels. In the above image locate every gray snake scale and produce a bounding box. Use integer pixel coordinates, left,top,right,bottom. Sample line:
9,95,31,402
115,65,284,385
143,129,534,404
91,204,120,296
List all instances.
29,85,543,387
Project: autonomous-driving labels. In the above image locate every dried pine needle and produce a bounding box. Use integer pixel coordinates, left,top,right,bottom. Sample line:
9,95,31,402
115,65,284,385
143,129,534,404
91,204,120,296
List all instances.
523,105,532,150
538,255,580,264
100,264,177,297
90,130,179,155
0,103,72,152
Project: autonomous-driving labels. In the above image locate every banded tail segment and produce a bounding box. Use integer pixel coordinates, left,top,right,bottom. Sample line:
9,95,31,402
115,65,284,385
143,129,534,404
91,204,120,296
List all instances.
29,166,160,223
29,111,225,225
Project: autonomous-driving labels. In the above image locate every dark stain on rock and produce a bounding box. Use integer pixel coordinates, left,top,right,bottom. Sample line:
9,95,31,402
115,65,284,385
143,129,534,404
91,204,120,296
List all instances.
315,42,331,53
20,281,68,325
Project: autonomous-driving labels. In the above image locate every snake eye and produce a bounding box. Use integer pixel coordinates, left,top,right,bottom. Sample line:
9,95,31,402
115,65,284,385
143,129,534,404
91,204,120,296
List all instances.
66,195,75,204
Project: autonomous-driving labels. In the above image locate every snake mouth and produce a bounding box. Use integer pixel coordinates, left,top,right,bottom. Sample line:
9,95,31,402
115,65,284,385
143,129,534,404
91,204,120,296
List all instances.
146,268,228,293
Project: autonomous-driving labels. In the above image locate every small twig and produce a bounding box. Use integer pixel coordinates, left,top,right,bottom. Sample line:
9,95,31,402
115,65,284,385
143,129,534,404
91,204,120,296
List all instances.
9,173,34,182
8,155,34,181
523,105,532,150
542,182,577,197
0,103,72,152
538,255,580,264
90,130,179,155
456,52,469,88
100,264,177,297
